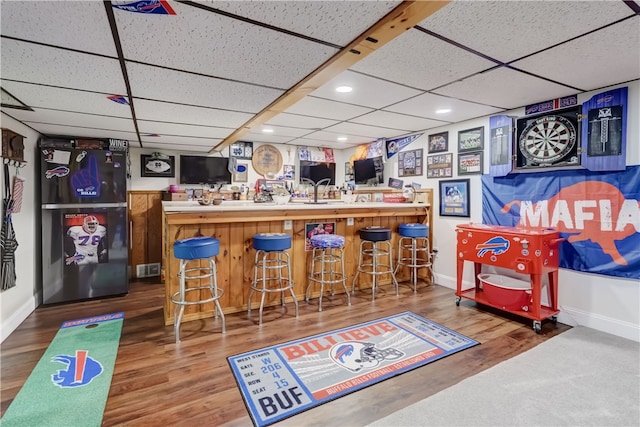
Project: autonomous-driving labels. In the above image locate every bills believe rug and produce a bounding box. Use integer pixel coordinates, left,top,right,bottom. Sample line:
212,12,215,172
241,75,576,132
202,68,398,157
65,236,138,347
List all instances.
1,312,124,427
228,311,479,427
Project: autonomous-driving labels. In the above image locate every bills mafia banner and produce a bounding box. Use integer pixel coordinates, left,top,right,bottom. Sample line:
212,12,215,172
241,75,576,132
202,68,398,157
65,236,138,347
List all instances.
482,166,640,279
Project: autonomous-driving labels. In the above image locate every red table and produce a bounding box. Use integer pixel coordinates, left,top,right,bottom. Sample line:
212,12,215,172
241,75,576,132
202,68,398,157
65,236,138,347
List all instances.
455,223,562,333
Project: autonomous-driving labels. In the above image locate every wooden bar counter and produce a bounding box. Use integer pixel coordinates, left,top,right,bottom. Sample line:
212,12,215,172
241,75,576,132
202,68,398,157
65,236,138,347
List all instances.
161,192,432,325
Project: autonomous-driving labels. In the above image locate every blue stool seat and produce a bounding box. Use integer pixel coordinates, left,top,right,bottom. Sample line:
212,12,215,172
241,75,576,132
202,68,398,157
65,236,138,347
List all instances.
253,233,291,251
398,223,429,238
359,226,392,242
174,236,220,259
172,236,225,343
311,234,345,249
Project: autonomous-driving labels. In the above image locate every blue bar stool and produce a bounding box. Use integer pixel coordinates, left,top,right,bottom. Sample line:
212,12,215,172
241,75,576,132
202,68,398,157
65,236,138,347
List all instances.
352,226,399,301
249,233,299,325
171,236,225,343
305,234,351,311
395,223,434,292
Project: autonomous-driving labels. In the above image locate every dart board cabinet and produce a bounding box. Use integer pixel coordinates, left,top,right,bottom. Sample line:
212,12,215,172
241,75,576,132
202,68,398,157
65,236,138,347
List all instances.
515,106,581,170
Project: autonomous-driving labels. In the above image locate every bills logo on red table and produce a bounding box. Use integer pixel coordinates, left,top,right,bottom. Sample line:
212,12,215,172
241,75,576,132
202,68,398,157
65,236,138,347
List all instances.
475,236,510,257
112,0,176,14
482,166,640,279
52,350,103,388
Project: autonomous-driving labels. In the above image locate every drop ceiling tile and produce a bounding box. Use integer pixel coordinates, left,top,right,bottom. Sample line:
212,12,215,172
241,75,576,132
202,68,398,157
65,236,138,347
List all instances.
133,99,253,128
310,70,422,108
199,1,400,46
114,2,337,88
141,142,214,153
33,124,137,142
385,93,503,123
350,29,496,91
242,133,296,144
418,0,634,63
248,125,313,138
140,135,222,150
126,62,283,113
1,39,125,93
351,110,449,132
324,122,408,139
283,97,373,121
511,17,640,91
265,113,338,130
0,1,117,56
137,121,234,139
289,138,352,150
8,109,136,133
433,67,578,110
299,130,375,144
0,81,133,118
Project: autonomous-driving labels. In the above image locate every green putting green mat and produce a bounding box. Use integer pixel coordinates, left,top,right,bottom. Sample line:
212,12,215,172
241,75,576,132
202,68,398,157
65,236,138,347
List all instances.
1,312,124,427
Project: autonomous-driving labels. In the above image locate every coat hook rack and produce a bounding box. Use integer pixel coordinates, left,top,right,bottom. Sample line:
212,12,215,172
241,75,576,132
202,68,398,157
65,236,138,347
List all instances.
3,158,27,168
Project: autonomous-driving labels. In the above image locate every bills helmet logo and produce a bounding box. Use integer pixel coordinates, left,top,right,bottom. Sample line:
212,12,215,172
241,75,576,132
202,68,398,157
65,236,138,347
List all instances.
45,166,70,179
476,236,510,257
52,350,103,388
329,341,404,373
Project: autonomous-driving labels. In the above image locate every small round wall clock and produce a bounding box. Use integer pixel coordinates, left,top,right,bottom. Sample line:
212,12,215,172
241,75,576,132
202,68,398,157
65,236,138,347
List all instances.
252,144,283,178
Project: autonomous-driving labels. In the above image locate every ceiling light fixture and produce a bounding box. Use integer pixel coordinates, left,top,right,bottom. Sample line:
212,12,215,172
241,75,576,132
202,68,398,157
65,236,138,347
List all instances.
337,136,348,142
262,128,274,133
435,109,451,114
335,86,353,93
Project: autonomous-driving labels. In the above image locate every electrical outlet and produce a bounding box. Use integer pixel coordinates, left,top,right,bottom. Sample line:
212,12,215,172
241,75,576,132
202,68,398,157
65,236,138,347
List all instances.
347,217,354,226
284,220,292,230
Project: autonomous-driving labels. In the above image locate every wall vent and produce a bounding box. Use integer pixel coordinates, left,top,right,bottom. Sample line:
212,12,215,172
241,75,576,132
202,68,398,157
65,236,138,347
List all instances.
136,262,161,278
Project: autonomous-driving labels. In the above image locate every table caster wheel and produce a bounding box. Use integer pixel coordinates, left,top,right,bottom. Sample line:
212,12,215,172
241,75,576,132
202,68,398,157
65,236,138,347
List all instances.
551,316,558,325
533,321,542,334
455,296,461,306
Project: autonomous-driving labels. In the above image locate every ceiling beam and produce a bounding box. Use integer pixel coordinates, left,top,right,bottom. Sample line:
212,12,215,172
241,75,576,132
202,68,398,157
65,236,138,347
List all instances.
211,0,450,153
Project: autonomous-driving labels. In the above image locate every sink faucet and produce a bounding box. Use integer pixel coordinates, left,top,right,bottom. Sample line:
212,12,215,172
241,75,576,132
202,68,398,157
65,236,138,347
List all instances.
301,177,331,204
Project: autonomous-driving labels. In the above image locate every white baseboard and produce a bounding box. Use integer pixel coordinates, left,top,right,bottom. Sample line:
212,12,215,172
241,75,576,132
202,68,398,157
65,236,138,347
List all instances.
1,293,39,343
435,273,639,342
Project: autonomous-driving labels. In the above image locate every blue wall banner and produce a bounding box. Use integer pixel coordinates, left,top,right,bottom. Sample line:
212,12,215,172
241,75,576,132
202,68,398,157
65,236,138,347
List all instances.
482,166,640,279
385,133,423,159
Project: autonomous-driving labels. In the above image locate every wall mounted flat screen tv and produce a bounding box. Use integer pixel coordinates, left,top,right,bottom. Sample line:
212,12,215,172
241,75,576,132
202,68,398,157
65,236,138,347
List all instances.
179,155,232,185
299,161,336,185
354,156,384,185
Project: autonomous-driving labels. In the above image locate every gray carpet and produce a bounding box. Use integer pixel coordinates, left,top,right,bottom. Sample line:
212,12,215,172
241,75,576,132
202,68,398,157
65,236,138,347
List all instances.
369,327,640,427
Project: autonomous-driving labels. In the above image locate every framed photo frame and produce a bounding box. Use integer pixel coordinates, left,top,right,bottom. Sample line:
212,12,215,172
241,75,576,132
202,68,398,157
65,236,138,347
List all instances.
439,179,470,217
398,148,423,177
426,153,453,178
230,141,253,159
458,126,484,152
140,154,175,178
428,131,448,153
345,162,354,181
233,162,248,182
458,151,484,175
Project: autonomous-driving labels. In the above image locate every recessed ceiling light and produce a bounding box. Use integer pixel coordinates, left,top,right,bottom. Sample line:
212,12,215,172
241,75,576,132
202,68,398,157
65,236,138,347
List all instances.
262,128,274,133
335,86,353,93
337,136,348,142
436,108,451,114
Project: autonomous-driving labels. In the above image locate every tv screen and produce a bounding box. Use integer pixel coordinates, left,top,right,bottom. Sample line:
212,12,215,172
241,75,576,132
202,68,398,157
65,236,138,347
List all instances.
354,156,384,185
179,155,232,185
299,161,336,185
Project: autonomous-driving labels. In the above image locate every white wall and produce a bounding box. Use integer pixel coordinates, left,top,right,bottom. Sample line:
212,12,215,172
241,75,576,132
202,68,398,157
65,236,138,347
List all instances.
0,114,39,342
1,81,638,342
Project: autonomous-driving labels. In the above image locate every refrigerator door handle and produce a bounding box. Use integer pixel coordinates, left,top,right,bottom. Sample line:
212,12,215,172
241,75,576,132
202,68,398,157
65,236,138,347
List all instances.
43,202,127,209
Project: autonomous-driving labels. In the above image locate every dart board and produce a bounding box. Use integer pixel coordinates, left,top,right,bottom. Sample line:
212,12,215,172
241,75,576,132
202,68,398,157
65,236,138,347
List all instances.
515,106,580,169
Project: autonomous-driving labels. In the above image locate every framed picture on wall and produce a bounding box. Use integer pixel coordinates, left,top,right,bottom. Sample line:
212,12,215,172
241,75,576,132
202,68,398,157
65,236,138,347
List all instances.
398,148,423,177
458,151,484,175
458,127,484,152
426,153,453,178
439,179,470,217
428,131,448,153
140,154,175,177
230,141,253,159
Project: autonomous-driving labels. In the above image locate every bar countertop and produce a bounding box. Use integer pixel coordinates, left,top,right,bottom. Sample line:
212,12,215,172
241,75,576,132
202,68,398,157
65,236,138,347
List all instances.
162,200,430,213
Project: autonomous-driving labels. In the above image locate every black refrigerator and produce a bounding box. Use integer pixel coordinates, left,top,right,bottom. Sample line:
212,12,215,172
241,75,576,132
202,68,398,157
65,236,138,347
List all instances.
38,138,129,304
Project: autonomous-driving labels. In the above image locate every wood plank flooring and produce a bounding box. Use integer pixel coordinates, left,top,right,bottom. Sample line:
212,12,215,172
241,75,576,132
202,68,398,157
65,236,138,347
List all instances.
1,279,569,426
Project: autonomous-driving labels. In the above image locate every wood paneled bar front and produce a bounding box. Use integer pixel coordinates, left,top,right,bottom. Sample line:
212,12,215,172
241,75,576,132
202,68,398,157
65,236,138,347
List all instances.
161,192,432,325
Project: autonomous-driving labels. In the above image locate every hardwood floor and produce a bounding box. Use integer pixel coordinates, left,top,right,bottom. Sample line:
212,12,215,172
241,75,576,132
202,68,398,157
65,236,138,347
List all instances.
1,279,569,426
